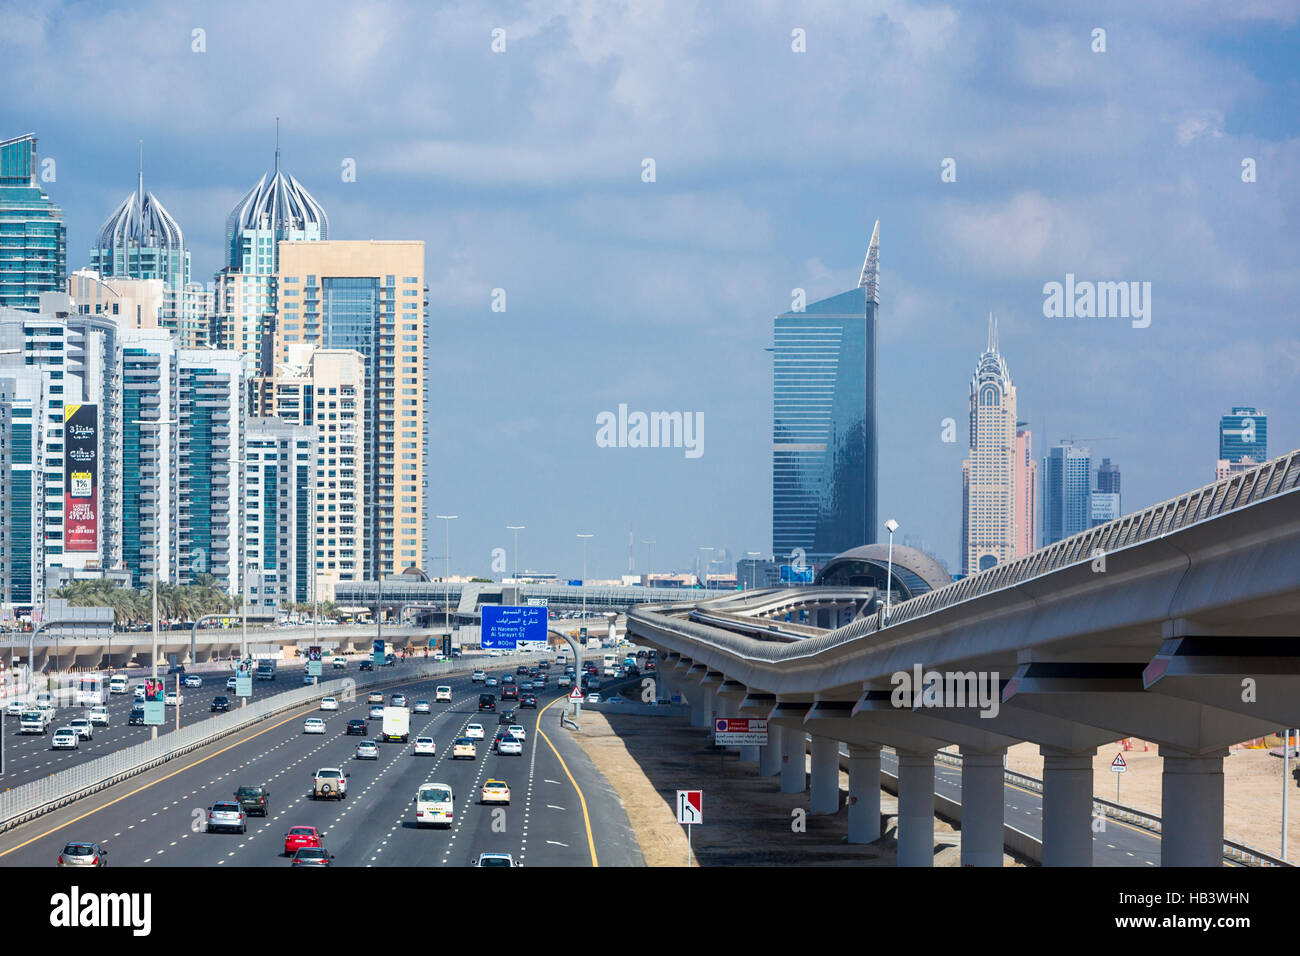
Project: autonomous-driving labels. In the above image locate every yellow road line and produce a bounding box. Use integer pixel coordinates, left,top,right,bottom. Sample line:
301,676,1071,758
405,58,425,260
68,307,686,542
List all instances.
0,700,328,858
537,694,598,867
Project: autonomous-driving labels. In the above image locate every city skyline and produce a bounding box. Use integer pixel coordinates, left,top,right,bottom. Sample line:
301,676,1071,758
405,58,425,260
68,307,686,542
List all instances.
2,1,1297,580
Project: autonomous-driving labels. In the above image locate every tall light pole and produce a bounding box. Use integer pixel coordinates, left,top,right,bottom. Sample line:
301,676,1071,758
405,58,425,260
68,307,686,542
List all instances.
746,551,762,590
506,525,524,581
132,416,177,740
577,534,593,631
437,515,458,653
884,518,899,622
697,546,714,593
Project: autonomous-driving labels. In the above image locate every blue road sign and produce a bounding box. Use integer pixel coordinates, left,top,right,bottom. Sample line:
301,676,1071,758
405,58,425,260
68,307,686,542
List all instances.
779,564,814,584
482,605,547,649
568,579,583,587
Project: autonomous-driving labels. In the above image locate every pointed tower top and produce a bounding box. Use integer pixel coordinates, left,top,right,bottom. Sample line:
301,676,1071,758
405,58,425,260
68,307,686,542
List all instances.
858,219,880,304
137,140,143,201
274,117,280,173
987,312,997,353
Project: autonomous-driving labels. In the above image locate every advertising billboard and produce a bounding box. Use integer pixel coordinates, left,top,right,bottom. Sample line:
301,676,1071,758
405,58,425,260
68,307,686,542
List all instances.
481,605,547,649
63,404,99,552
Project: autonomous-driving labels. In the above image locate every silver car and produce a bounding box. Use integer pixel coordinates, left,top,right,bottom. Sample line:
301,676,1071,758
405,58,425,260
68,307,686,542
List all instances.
58,842,108,867
355,740,379,760
205,801,247,834
68,717,94,740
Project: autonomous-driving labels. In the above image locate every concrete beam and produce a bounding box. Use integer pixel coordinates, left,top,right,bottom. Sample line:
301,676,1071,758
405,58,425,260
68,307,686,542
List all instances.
1143,636,1300,727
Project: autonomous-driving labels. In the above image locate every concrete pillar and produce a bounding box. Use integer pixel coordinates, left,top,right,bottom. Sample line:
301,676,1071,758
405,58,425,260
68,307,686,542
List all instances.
959,749,1006,867
1160,750,1226,867
657,668,673,703
1041,748,1095,867
809,736,841,814
896,750,936,867
716,696,738,750
847,744,882,843
780,728,807,793
704,688,717,732
759,722,782,776
689,688,708,728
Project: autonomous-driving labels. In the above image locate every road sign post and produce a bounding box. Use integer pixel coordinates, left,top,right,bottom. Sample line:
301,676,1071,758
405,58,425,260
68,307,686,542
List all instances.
677,789,702,866
1111,752,1127,801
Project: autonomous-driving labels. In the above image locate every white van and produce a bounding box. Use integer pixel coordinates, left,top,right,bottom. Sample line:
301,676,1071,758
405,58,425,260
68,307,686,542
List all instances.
602,654,619,677
381,706,410,743
414,782,454,828
109,675,129,695
20,710,47,735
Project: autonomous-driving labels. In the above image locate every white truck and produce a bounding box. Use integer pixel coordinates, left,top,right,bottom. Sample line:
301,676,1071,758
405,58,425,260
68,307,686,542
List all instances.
255,659,277,681
602,654,619,677
381,706,410,743
20,710,49,734
109,674,129,695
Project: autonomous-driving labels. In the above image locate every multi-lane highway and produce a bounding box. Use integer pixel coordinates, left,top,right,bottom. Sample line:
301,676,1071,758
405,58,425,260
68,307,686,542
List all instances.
0,664,642,867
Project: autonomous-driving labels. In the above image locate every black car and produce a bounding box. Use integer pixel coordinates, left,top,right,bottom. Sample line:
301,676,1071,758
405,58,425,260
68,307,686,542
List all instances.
519,694,537,709
497,710,514,725
129,705,145,725
478,693,496,712
359,660,374,672
234,785,270,816
345,719,367,735
291,847,333,867
516,665,529,675
211,695,231,712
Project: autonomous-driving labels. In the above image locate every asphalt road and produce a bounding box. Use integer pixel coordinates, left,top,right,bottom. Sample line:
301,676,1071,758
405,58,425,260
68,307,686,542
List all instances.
0,664,642,867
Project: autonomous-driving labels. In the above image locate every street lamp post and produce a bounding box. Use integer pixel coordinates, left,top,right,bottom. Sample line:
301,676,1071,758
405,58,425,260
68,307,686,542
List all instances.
746,551,762,590
507,525,524,581
133,416,177,740
577,534,593,633
697,546,714,594
437,515,459,654
884,519,899,622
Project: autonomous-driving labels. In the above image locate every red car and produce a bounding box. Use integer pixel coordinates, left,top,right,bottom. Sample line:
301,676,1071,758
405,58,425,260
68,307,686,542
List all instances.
284,826,323,857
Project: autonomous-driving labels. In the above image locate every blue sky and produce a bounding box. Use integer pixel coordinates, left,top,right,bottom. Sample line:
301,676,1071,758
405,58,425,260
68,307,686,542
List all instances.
3,0,1298,580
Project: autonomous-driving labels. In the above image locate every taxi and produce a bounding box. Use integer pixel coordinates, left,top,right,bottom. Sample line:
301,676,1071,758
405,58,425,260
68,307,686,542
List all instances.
479,779,511,805
452,737,477,760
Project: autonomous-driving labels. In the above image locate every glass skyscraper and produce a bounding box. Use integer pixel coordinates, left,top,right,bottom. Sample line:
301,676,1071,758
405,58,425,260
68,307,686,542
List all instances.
772,221,879,568
0,134,66,310
1219,407,1267,465
1042,442,1092,546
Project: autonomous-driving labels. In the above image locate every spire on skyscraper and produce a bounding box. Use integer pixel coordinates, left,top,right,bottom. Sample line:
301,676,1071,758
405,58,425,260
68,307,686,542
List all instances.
858,219,880,304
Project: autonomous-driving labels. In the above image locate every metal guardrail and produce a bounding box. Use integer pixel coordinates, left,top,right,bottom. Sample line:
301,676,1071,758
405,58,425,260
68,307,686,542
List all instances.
930,748,1288,867
632,448,1300,661
0,651,535,835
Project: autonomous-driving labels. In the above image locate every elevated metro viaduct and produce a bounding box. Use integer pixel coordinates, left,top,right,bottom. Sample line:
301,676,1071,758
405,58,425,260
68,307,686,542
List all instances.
630,450,1300,867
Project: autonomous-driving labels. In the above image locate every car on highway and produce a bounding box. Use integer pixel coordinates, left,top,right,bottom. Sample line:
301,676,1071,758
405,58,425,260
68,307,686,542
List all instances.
302,674,316,686
451,738,477,760
435,686,452,702
136,685,148,700
68,717,94,740
332,657,347,669
129,705,145,725
519,694,537,709
88,706,110,726
164,692,183,706
587,693,601,704
471,670,486,683
464,722,485,739
501,674,515,685
291,847,333,867
304,717,327,735
359,660,373,672
52,727,79,750
501,685,519,701
413,736,436,755
556,677,573,691
211,695,231,712
284,825,324,856
519,681,533,691
5,699,27,717
205,802,247,834
345,719,367,736
320,696,339,711
311,768,348,800
183,674,202,688
368,704,385,720
58,842,108,867
497,735,522,756
391,693,407,707
480,779,511,805
478,693,496,712
484,677,498,688
367,692,383,704
414,782,453,827
516,665,529,675
506,724,526,742
226,677,238,690
472,852,518,867
235,785,270,816
413,699,431,714
497,710,514,726
355,739,379,760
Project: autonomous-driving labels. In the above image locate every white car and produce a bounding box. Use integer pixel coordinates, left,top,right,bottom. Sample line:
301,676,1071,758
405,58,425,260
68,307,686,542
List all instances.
506,725,526,742
319,697,339,711
68,717,94,740
88,707,110,726
183,674,203,688
586,693,601,704
473,852,518,867
225,677,238,690
164,692,183,706
52,728,79,750
464,723,485,740
435,686,452,702
471,670,486,683
135,686,146,701
497,736,523,756
303,717,326,734
6,700,28,717
413,736,436,756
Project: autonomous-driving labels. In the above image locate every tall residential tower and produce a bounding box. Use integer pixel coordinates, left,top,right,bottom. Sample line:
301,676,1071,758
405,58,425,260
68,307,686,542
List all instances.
961,317,1021,575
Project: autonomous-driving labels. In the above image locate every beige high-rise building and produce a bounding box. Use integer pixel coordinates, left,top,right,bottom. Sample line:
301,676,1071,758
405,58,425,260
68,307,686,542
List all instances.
272,241,427,580
66,269,165,329
257,345,366,602
961,317,1021,575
